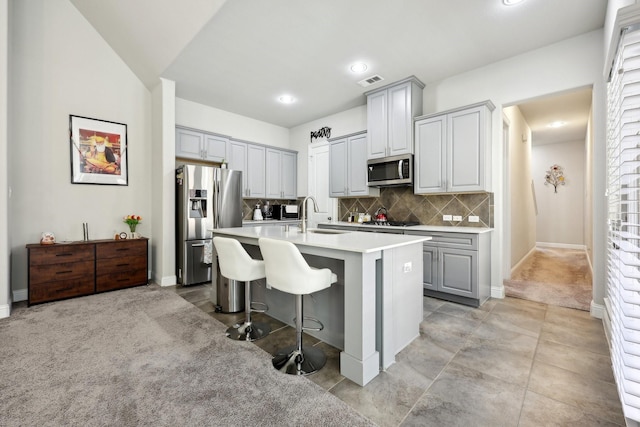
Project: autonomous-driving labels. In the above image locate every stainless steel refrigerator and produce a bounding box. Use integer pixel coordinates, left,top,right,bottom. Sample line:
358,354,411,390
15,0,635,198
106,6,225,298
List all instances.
176,165,243,286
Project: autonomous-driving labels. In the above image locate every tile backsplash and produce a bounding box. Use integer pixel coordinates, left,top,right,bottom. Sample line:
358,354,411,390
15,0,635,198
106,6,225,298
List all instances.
338,187,494,228
241,189,493,228
242,198,300,220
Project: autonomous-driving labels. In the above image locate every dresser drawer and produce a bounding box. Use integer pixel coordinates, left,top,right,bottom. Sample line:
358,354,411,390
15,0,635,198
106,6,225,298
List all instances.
96,254,147,275
29,277,95,304
96,240,147,259
29,244,95,265
96,268,147,292
29,260,95,286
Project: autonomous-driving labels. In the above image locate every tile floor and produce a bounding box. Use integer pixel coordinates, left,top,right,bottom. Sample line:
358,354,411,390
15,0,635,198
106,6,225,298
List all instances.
169,284,625,426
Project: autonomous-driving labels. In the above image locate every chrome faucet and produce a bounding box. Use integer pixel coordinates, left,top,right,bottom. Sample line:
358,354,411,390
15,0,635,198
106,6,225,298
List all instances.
300,196,319,233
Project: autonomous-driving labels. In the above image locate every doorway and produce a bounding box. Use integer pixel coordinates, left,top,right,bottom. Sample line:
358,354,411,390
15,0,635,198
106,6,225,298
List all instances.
503,87,593,310
307,142,337,227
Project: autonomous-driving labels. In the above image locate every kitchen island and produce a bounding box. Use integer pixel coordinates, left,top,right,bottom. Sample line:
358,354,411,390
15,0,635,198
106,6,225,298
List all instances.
210,226,430,386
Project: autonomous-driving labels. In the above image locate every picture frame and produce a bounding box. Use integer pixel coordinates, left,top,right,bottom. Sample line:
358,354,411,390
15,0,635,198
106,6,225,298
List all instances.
69,115,128,185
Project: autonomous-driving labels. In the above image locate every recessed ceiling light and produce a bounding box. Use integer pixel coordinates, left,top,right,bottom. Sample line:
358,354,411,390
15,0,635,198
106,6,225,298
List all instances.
278,95,295,104
350,62,368,74
547,121,567,128
503,0,524,5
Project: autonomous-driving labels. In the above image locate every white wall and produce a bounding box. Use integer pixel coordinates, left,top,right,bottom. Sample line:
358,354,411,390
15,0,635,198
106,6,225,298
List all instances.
175,98,290,150
151,79,177,286
422,29,605,303
585,108,594,269
503,106,536,269
533,140,585,246
0,0,9,318
290,105,367,196
9,0,152,297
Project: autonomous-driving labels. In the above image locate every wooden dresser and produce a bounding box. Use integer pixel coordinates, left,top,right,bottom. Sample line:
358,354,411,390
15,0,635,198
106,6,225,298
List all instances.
27,238,148,305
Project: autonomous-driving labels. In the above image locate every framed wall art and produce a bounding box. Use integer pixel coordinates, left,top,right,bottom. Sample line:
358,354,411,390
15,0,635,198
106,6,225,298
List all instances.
69,115,128,185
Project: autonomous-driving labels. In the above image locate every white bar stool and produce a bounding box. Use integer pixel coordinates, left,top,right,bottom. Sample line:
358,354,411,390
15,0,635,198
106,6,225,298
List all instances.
258,237,337,375
213,236,271,341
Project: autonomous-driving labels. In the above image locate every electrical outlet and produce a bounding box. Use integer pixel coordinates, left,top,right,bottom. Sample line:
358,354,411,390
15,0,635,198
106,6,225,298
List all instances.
403,262,412,273
469,216,480,223
452,215,462,221
443,214,453,221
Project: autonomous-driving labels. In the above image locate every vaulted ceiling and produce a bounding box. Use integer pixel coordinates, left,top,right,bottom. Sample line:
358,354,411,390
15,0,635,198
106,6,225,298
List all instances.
70,0,606,140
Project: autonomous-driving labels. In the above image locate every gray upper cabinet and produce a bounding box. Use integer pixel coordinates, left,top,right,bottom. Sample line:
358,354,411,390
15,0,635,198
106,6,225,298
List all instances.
227,139,249,195
227,139,266,198
266,148,297,199
246,144,266,198
365,76,424,160
329,131,380,198
414,100,494,194
181,129,297,200
176,127,227,162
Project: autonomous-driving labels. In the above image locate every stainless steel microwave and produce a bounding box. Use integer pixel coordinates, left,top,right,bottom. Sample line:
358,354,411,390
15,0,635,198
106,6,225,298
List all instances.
367,154,413,187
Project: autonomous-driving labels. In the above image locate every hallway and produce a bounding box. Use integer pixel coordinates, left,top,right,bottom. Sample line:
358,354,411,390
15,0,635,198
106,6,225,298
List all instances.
504,246,592,311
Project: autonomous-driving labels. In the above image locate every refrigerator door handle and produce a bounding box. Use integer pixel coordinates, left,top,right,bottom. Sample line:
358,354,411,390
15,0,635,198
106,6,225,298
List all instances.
213,176,220,229
191,243,205,247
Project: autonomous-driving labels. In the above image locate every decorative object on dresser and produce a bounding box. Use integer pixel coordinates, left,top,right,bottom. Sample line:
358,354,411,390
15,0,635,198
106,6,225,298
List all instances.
69,115,128,186
26,238,148,306
123,214,142,238
40,232,55,245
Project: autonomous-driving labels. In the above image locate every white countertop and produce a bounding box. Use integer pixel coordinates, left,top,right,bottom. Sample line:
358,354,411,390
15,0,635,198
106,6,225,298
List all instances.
212,226,430,254
320,221,493,234
243,219,300,225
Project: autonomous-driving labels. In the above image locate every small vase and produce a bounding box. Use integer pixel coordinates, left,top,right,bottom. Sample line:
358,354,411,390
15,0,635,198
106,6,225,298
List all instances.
129,225,138,239
130,231,139,239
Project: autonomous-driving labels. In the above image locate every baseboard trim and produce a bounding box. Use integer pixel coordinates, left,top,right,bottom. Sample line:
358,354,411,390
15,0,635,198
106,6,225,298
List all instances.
12,289,27,302
491,285,505,299
156,275,177,287
0,303,9,319
591,300,605,319
536,242,587,251
511,246,537,276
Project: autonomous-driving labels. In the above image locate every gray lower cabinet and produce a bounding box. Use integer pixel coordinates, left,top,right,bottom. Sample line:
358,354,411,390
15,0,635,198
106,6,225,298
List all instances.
407,230,490,307
317,223,492,307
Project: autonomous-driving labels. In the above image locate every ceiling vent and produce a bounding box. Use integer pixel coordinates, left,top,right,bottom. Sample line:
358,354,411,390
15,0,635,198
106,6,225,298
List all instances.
357,75,384,87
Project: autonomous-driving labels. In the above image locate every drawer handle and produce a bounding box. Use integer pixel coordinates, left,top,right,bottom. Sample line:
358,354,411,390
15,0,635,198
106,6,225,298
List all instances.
56,253,74,257
116,248,131,252
56,270,73,274
117,263,130,267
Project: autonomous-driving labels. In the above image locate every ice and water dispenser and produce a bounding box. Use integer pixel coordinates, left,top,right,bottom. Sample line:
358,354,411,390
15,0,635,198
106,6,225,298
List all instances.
189,189,208,219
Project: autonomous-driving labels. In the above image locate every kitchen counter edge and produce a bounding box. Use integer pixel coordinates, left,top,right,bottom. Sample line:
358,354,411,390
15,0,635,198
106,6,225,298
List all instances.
320,222,493,234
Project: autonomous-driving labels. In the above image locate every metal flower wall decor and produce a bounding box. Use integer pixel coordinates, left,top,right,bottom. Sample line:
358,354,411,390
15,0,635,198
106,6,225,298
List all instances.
544,164,566,193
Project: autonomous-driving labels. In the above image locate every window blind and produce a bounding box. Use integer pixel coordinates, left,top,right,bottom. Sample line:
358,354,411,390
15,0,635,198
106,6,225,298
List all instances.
608,24,640,422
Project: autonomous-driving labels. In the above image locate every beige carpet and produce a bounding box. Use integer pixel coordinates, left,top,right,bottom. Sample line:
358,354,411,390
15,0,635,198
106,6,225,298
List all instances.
504,246,592,311
0,285,373,426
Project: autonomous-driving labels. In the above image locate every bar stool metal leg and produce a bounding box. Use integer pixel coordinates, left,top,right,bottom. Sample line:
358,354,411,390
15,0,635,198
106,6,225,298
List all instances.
226,280,271,341
272,294,326,375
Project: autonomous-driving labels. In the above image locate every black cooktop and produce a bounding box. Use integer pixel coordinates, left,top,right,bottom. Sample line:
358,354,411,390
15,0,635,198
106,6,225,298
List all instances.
362,220,420,227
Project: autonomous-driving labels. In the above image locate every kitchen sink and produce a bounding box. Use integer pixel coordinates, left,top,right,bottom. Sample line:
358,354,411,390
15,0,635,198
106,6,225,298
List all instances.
307,228,350,235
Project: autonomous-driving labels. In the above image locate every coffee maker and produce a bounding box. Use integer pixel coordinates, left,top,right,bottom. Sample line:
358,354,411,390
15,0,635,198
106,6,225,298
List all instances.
261,201,273,219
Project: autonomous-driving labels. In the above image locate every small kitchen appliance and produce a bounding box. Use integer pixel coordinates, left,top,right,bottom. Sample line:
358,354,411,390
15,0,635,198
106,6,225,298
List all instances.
253,204,264,220
272,204,300,220
367,154,413,187
261,201,273,219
